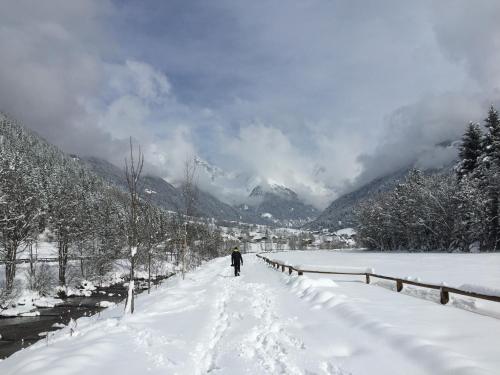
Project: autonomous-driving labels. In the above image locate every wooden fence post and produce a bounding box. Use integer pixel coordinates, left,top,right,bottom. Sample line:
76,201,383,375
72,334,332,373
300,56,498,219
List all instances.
298,270,303,276
281,265,285,272
440,288,450,305
365,274,370,284
396,279,403,292
288,267,292,275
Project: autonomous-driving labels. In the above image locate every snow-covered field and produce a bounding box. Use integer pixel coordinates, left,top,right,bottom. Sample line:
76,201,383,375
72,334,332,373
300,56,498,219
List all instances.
269,249,500,290
1,250,499,374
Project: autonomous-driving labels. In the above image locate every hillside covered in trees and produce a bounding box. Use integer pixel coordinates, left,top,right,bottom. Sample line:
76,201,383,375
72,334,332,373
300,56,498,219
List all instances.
0,113,226,299
356,105,500,252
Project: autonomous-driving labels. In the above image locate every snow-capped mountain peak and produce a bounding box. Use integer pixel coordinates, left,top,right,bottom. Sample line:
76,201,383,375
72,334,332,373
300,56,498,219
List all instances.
249,183,298,200
194,156,236,181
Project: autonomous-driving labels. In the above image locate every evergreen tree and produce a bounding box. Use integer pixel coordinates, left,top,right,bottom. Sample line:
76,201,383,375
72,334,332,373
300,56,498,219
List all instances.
483,105,500,163
457,122,483,179
479,106,500,250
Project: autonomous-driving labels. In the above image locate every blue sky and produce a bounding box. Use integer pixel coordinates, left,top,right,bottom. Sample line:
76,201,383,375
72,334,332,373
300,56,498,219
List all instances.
1,1,499,207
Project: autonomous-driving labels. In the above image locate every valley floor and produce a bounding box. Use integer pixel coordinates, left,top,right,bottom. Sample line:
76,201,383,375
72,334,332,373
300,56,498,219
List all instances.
1,252,499,374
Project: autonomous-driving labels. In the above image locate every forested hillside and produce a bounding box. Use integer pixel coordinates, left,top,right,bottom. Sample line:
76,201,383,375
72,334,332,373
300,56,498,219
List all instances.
356,106,500,252
305,169,409,231
0,114,225,296
83,157,243,222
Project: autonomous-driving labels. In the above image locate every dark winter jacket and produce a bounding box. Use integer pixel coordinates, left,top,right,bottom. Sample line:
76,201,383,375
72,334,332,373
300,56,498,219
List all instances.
231,250,243,266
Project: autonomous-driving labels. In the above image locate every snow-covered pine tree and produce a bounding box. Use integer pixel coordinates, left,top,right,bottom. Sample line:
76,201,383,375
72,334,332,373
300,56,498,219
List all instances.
478,105,500,251
356,169,482,252
457,122,483,179
482,106,500,162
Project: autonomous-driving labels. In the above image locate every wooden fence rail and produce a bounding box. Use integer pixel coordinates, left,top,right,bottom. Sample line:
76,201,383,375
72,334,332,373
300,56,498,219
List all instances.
256,253,500,305
0,256,130,265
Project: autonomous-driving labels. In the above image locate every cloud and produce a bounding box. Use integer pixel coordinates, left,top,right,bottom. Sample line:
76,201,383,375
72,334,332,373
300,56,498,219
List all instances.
0,0,117,155
2,1,500,209
351,1,500,191
108,61,171,102
431,0,500,89
102,0,477,204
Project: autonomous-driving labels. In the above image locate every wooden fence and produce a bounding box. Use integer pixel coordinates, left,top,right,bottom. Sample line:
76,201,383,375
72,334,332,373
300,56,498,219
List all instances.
256,253,500,305
0,256,96,265
0,252,179,265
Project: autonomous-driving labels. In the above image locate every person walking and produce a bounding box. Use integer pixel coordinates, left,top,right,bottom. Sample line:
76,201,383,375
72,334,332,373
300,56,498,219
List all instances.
231,246,243,276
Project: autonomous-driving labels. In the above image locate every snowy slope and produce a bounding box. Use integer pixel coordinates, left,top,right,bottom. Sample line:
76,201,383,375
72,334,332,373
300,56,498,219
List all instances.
83,156,243,222
237,184,319,227
1,252,499,374
306,169,409,230
307,164,454,231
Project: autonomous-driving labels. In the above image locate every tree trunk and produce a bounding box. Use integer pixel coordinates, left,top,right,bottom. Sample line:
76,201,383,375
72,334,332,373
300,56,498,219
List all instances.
29,243,35,280
130,254,135,313
125,253,135,314
148,251,151,294
58,239,68,286
80,258,85,278
5,242,18,291
488,195,499,251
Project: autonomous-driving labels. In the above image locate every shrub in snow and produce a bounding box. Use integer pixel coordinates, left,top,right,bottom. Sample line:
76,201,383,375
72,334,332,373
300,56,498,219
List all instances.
25,263,55,296
55,287,67,299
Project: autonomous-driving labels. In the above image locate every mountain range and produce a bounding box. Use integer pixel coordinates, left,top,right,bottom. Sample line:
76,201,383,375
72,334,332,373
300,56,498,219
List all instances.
63,155,456,231
82,157,243,222
81,157,319,227
2,112,456,230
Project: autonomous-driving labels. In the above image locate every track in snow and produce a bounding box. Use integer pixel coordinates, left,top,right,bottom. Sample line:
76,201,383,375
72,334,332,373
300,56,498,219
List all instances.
195,265,307,374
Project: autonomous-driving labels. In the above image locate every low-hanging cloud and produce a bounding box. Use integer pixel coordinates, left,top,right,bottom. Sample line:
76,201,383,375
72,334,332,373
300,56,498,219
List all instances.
354,93,486,188
431,0,500,89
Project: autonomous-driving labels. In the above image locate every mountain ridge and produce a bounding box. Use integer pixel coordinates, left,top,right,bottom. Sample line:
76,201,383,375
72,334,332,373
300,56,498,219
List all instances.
81,156,243,222
83,157,320,227
306,162,456,231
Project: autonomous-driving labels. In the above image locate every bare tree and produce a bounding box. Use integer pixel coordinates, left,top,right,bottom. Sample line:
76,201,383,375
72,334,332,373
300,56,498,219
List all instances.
124,138,144,314
141,190,159,294
179,157,198,278
182,157,199,217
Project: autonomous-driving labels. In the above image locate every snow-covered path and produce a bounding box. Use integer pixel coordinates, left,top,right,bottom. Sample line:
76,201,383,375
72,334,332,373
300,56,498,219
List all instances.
0,254,498,375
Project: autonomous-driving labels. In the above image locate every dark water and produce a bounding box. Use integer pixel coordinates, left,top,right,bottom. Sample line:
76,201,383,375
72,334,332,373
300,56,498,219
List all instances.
0,275,172,359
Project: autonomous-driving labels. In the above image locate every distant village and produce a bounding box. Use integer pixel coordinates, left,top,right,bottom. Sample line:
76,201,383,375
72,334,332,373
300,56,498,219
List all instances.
219,225,357,253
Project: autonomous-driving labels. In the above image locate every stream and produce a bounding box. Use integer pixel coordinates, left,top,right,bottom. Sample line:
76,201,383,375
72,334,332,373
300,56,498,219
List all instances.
0,275,173,359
